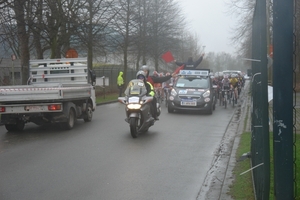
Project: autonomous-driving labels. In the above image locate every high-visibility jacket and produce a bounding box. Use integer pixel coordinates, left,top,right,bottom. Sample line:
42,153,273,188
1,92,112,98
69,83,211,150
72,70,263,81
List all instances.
117,71,124,86
147,81,155,97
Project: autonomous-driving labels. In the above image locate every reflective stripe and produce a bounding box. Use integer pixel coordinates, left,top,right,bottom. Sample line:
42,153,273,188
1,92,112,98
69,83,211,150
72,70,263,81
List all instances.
147,81,155,97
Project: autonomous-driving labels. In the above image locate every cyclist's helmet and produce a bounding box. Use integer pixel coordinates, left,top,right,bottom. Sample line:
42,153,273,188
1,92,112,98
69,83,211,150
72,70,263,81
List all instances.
136,71,146,80
141,65,149,71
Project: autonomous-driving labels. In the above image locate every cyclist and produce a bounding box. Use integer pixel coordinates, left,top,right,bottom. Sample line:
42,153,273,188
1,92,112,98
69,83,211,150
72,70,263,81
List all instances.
230,73,239,103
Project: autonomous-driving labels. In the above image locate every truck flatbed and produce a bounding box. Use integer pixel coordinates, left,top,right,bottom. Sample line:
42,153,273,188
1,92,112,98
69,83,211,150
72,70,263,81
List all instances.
0,83,93,103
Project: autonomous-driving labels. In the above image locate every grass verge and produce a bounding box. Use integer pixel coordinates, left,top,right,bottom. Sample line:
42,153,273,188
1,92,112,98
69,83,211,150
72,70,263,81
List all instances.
229,131,255,200
96,92,119,104
229,125,300,199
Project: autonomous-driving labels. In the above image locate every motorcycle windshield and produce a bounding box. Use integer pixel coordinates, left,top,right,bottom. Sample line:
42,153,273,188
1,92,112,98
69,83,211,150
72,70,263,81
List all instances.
124,79,147,97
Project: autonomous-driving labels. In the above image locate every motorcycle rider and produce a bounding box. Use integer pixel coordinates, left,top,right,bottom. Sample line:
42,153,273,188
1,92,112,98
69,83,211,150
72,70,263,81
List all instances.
140,65,176,120
136,71,159,120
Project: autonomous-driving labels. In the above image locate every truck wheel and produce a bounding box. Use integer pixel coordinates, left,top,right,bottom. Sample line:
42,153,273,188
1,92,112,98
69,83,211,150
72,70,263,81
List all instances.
16,121,25,131
62,108,76,130
83,103,93,122
5,124,16,132
5,121,25,132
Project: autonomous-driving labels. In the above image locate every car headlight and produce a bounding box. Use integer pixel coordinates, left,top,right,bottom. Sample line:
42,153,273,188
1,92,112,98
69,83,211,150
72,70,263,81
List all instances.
127,104,141,109
203,90,210,98
171,89,177,96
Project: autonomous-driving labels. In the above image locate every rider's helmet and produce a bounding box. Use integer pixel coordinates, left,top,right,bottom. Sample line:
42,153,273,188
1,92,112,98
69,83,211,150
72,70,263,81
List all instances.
140,65,149,77
136,70,146,80
210,76,215,79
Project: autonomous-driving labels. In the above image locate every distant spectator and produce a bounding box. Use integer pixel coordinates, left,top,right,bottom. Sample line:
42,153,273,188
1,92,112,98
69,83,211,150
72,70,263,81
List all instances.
117,71,124,97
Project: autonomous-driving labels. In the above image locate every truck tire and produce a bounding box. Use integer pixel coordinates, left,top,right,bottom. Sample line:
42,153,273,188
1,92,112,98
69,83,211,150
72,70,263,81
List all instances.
62,108,76,130
5,120,25,132
83,103,93,122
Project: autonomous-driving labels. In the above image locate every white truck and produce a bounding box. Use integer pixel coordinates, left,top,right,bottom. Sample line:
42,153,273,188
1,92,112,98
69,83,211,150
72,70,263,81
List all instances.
0,58,96,131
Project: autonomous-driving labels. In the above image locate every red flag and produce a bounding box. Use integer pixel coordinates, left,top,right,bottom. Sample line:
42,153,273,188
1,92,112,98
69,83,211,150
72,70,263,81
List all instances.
161,51,174,63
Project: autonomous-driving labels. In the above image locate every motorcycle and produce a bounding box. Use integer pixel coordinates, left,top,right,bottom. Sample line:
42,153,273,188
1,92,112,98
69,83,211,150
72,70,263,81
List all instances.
118,79,160,138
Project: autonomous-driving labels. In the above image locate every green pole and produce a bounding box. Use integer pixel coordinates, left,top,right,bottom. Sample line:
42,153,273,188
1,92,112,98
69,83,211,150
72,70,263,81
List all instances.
273,0,294,199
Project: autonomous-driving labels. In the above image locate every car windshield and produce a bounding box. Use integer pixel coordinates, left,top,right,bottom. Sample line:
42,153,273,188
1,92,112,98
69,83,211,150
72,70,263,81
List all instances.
175,77,209,89
124,79,147,97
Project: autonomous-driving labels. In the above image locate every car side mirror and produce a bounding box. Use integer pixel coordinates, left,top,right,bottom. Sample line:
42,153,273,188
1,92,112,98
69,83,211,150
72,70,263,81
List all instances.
89,69,96,86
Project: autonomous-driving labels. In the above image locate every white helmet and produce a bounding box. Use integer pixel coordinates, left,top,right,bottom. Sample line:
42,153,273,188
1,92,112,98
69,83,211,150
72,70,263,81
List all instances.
136,70,146,79
140,65,149,71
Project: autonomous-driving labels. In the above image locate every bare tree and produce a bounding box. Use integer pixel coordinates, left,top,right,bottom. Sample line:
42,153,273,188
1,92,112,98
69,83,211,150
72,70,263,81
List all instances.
225,0,256,57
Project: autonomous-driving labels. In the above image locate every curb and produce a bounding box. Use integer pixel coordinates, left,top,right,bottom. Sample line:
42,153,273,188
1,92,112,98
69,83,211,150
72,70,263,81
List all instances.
197,81,250,200
219,83,251,199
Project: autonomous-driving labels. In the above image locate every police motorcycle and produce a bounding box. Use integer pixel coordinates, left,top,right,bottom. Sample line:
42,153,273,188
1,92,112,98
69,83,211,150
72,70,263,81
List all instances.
118,79,160,138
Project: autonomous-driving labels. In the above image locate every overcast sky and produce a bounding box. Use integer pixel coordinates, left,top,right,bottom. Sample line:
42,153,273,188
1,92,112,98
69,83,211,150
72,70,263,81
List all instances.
176,0,238,55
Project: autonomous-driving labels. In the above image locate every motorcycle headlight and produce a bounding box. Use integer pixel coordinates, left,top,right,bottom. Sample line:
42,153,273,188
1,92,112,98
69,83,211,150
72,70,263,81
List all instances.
127,104,141,109
203,90,210,98
171,89,177,96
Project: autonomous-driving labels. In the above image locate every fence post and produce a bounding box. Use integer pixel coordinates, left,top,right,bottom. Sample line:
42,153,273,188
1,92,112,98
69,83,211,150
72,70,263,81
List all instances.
273,0,294,198
103,76,106,99
251,0,270,199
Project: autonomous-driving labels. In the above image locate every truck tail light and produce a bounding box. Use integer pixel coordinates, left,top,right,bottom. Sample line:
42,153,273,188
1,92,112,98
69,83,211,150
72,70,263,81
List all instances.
0,107,5,112
48,104,61,111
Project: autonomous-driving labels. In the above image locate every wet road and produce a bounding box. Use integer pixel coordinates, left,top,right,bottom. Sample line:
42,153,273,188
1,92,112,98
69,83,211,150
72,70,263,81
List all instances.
0,99,237,200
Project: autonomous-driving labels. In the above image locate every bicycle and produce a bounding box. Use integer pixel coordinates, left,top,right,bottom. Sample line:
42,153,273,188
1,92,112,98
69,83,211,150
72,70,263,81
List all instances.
164,87,171,107
231,87,238,107
155,88,163,105
222,89,230,109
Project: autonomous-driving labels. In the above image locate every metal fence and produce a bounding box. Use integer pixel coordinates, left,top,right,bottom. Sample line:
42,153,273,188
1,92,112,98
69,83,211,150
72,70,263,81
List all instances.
93,67,138,94
0,67,22,86
251,0,296,199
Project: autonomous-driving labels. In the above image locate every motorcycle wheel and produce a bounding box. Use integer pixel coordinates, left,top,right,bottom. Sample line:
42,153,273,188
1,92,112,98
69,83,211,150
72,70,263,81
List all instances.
129,118,139,138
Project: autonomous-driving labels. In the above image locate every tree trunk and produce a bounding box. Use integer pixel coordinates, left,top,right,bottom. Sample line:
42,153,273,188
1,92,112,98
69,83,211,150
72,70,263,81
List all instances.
14,0,30,85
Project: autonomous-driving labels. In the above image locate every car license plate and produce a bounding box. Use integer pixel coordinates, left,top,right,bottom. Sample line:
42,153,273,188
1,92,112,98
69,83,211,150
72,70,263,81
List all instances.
24,105,44,111
181,100,196,106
